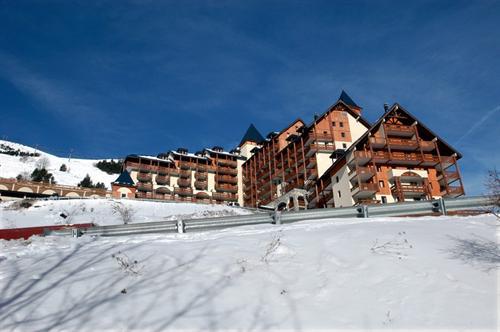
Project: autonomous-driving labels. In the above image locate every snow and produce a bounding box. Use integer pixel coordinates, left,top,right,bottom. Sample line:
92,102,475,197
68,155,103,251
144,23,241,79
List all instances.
0,139,118,189
0,198,252,229
0,214,497,331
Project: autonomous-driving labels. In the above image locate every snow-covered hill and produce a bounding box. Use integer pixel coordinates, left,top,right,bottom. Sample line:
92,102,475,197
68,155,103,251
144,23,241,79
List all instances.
0,198,252,229
0,214,497,331
0,139,118,189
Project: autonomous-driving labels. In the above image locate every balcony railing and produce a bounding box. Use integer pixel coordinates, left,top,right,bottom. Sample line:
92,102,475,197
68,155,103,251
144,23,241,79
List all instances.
218,167,238,176
155,186,171,195
212,192,238,201
384,123,414,137
217,159,237,168
174,187,193,196
391,184,426,194
195,172,208,180
136,182,153,192
216,175,238,184
348,166,375,179
136,173,152,182
194,180,208,190
215,184,238,193
177,178,191,187
351,182,378,193
441,186,464,197
179,161,197,170
155,175,170,185
179,170,191,178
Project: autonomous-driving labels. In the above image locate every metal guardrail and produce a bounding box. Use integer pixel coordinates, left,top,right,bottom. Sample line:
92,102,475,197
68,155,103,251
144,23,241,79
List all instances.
51,196,494,238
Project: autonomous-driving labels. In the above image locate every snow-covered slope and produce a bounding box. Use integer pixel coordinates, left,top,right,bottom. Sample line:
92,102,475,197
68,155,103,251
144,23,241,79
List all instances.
0,139,118,189
0,214,497,331
0,198,252,228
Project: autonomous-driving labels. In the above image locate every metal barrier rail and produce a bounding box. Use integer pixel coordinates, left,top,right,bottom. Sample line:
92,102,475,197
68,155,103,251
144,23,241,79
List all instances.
50,196,493,238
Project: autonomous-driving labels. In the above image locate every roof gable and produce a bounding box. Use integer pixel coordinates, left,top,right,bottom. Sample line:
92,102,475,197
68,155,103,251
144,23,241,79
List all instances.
338,90,360,109
113,171,135,186
239,124,265,146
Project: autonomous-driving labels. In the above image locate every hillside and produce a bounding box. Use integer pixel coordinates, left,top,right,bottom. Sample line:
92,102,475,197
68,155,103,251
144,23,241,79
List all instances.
0,198,252,229
0,139,118,189
0,214,497,331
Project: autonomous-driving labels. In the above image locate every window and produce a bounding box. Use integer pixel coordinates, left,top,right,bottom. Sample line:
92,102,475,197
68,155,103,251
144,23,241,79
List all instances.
342,143,347,148
341,132,346,138
332,121,336,127
339,122,344,128
336,176,339,183
323,131,328,134
338,190,341,198
381,196,387,204
379,180,385,188
121,193,127,198
376,166,381,172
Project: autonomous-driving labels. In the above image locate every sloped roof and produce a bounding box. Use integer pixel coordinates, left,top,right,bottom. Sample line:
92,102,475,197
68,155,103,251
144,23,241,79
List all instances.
113,171,135,186
239,124,265,146
338,90,360,109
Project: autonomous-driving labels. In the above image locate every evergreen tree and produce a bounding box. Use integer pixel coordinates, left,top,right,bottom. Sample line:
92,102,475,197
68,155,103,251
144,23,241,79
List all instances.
78,174,93,188
95,182,106,189
31,168,55,183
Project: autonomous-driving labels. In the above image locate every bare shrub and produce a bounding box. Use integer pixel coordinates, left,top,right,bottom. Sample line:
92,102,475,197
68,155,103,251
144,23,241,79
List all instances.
112,251,143,275
112,202,136,224
370,231,413,259
35,156,50,169
261,230,282,263
485,168,500,217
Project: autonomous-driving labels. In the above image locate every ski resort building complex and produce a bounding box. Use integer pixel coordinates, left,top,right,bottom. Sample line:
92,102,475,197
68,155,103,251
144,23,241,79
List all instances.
112,91,465,209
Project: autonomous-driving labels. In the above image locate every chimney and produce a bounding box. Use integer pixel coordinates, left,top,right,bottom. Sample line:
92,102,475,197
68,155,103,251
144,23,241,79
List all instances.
383,103,389,112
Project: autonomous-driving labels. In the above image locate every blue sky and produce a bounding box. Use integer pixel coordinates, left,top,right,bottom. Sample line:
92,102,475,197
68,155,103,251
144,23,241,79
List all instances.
0,0,499,194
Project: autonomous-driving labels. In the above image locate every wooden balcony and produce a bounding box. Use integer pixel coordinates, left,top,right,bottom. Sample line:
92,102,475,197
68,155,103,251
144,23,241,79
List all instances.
386,138,419,150
306,143,336,157
420,154,440,166
218,167,238,176
179,170,191,178
196,165,208,172
388,152,420,165
437,171,460,183
307,169,318,180
174,187,193,196
179,161,197,170
155,175,170,185
368,137,386,148
136,173,152,182
419,140,435,151
348,166,375,182
216,184,238,193
212,192,238,201
441,186,464,198
351,151,372,166
155,186,171,195
391,184,427,197
384,123,415,137
195,172,208,180
158,166,172,175
194,180,208,190
217,175,238,184
177,178,191,187
305,132,334,145
351,182,378,198
136,182,153,192
217,159,237,168
357,198,381,205
306,157,317,169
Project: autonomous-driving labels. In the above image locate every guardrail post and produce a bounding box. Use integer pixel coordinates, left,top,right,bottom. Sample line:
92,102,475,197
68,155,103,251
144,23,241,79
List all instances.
71,228,82,238
363,205,369,218
273,210,282,225
438,197,447,215
177,219,185,233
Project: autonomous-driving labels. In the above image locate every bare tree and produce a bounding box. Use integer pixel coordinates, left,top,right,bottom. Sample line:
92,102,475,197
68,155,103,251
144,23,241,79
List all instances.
36,156,50,169
112,202,136,224
485,168,500,217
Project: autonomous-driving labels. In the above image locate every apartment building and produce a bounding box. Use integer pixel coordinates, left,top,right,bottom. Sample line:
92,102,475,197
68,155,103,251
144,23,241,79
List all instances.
241,91,371,209
111,147,244,205
312,103,465,208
